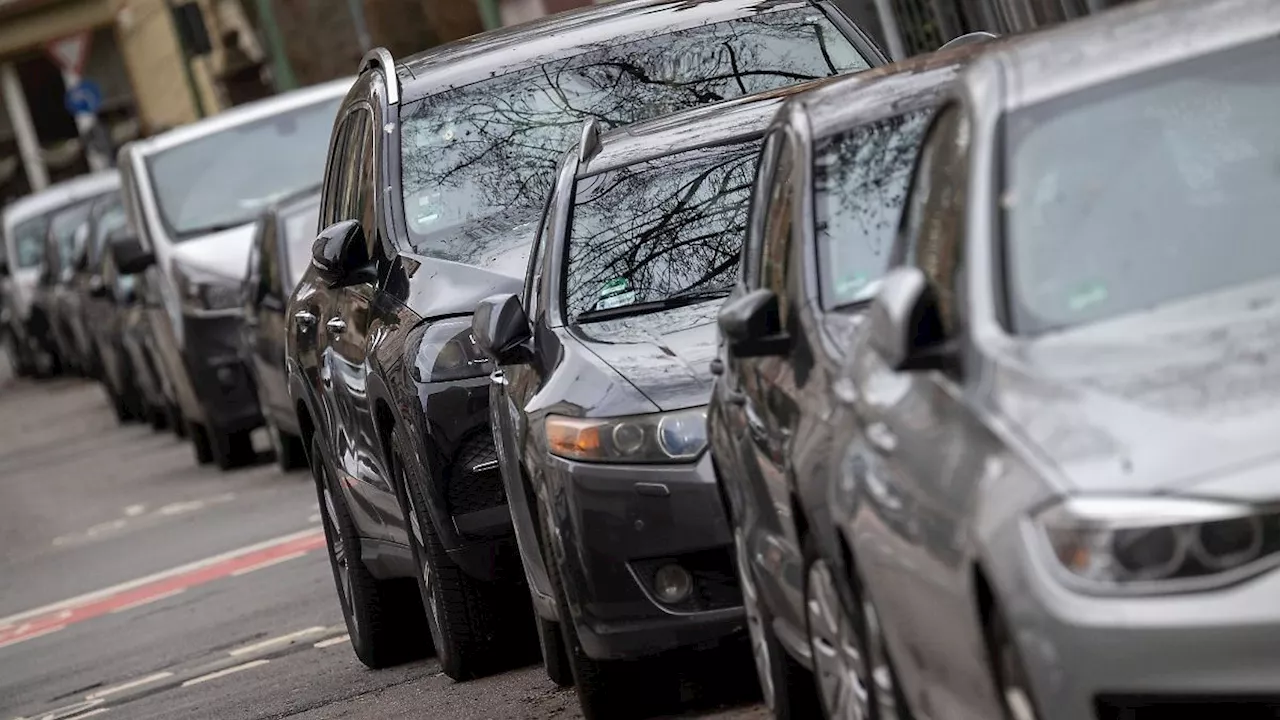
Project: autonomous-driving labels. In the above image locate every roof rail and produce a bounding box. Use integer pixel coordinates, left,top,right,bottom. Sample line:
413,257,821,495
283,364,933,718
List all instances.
361,48,400,106
577,118,602,164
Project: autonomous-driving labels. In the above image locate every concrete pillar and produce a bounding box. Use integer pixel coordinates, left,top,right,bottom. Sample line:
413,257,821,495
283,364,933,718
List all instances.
0,62,49,191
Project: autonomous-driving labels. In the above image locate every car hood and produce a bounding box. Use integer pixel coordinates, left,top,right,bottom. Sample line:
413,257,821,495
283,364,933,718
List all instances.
398,214,535,319
572,301,720,412
167,224,257,281
989,279,1280,500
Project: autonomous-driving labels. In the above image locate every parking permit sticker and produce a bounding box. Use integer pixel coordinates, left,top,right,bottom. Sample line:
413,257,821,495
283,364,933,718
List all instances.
836,274,869,298
600,277,630,298
597,291,636,311
1067,282,1108,312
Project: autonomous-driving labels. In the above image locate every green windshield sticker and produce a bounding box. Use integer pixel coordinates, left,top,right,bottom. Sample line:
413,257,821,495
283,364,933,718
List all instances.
836,274,868,297
596,290,636,311
1067,282,1108,311
600,277,630,298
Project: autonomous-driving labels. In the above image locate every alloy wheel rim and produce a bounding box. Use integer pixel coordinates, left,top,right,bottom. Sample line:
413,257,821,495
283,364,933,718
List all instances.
322,485,354,628
735,529,776,710
400,464,440,629
807,560,871,720
863,594,899,718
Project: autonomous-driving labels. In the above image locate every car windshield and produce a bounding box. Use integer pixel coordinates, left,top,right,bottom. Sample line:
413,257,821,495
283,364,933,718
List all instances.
566,140,759,322
147,96,341,240
9,214,50,269
1003,37,1280,334
400,5,869,263
283,203,321,287
49,199,96,271
814,108,933,309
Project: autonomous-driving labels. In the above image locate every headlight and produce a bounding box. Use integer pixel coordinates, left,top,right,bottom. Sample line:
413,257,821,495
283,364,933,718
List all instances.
410,316,491,383
546,407,707,464
1034,496,1280,592
174,262,241,312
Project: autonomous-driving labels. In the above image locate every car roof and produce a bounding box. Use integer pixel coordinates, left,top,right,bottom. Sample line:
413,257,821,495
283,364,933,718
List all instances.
396,0,828,100
123,78,354,158
797,38,1004,138
976,0,1279,111
2,170,121,230
578,80,823,177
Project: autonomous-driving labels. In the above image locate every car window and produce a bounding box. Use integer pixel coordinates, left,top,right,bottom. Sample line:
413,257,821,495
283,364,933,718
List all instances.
564,140,761,322
10,215,51,269
761,136,796,329
48,199,97,272
258,216,280,301
744,132,781,289
283,203,321,288
89,196,125,266
1003,36,1280,334
146,95,341,240
400,6,871,265
814,108,934,309
525,193,555,313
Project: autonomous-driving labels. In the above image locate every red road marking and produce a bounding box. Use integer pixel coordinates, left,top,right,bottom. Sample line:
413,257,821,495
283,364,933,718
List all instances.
0,531,325,650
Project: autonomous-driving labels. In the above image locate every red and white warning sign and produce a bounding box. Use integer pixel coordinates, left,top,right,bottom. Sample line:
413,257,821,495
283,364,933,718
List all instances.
46,32,92,76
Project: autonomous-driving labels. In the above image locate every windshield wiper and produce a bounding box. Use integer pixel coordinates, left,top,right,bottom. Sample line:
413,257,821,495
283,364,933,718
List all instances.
575,286,733,324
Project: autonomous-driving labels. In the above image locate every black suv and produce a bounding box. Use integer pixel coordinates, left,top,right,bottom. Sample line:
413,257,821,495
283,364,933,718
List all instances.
287,0,884,678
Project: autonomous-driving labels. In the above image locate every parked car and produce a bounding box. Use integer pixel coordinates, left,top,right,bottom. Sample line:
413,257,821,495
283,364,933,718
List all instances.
828,2,1280,720
241,187,321,470
1,171,119,377
112,79,350,469
708,41,996,720
115,254,179,433
55,191,123,379
288,0,887,678
473,83,807,716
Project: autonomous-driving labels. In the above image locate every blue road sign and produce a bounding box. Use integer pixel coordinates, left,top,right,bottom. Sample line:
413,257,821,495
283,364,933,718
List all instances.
65,79,102,116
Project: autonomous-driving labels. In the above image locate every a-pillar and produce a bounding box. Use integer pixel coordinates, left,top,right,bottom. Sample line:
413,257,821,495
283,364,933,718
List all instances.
0,61,49,192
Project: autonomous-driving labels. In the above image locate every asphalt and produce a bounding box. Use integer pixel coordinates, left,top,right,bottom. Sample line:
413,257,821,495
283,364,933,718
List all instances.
0,364,767,720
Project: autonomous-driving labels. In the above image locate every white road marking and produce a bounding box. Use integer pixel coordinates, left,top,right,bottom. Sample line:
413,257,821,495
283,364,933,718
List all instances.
59,710,109,720
22,698,103,720
313,634,349,649
123,505,146,517
228,626,328,657
0,624,65,650
228,551,307,577
84,520,128,537
156,500,206,516
107,588,185,614
179,659,269,687
85,671,174,700
0,527,322,628
306,513,322,524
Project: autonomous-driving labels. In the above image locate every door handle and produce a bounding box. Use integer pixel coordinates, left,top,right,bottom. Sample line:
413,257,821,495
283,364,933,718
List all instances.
866,422,898,454
294,310,316,329
326,317,347,334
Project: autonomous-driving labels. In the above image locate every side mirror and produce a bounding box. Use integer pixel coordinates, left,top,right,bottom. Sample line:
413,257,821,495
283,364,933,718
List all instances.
311,220,368,287
111,232,155,275
717,288,788,358
473,293,533,365
939,31,998,51
867,266,954,372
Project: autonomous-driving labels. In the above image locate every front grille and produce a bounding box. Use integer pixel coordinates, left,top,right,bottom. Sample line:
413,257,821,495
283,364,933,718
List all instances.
446,432,506,516
1097,695,1280,720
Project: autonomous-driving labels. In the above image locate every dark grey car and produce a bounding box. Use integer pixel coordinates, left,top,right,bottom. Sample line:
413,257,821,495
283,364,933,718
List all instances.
472,87,810,718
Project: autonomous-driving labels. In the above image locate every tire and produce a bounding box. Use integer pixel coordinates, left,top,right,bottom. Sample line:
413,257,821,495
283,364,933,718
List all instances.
536,613,574,687
107,386,133,424
311,435,429,669
190,422,214,465
149,405,169,431
989,607,1041,720
268,418,308,472
211,428,256,471
171,405,188,438
538,496,673,719
392,427,533,681
735,528,819,719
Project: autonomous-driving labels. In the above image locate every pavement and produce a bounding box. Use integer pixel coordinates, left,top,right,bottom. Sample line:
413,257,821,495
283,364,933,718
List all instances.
0,366,766,720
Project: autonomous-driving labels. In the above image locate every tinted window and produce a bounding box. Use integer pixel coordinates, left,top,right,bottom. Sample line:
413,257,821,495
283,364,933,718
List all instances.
11,215,50,269
1004,38,1280,334
814,109,933,308
49,199,97,271
565,141,759,322
283,203,321,287
400,6,870,264
147,96,341,239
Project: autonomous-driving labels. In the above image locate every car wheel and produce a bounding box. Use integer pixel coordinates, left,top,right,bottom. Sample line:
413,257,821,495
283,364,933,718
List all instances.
149,405,169,431
536,612,573,687
170,405,188,438
6,333,35,378
311,435,428,669
107,386,133,424
393,428,531,680
211,428,256,471
268,418,307,472
190,422,214,465
989,607,1040,720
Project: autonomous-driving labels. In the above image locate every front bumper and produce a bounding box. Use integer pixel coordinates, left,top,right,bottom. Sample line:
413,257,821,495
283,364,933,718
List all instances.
1006,523,1280,720
548,452,744,661
180,313,262,433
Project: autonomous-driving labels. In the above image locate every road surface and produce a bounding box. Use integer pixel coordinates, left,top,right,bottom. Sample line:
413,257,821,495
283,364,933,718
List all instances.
0,367,764,720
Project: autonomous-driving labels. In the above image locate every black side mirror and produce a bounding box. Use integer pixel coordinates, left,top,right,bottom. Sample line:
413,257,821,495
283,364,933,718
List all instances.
717,288,788,358
939,31,998,51
867,266,954,372
111,232,154,275
473,293,533,365
311,220,367,287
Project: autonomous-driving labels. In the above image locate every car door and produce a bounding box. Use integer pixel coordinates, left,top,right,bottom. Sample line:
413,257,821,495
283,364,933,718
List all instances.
323,103,401,533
